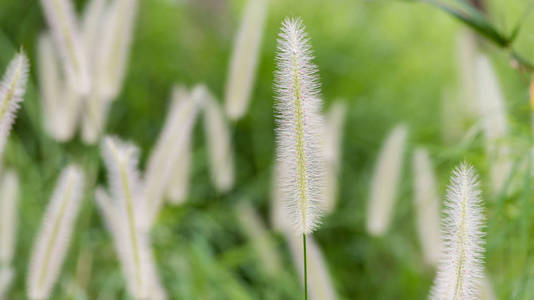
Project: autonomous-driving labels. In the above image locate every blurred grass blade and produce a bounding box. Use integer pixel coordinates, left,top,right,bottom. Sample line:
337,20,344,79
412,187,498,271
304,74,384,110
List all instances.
421,0,508,47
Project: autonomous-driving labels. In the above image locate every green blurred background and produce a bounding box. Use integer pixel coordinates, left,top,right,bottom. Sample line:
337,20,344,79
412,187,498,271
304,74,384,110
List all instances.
1,0,534,298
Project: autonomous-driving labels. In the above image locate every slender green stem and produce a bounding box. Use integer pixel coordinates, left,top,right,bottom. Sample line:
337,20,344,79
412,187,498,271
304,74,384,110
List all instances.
303,233,308,300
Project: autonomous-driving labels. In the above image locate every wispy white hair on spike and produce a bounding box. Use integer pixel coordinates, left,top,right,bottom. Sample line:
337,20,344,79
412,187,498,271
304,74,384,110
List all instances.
322,100,346,214
366,124,408,236
0,51,29,155
0,171,19,268
202,87,235,193
475,55,511,194
145,85,203,224
430,162,485,300
412,148,441,267
224,0,267,120
96,0,138,100
236,201,282,275
100,136,151,298
274,17,325,235
39,0,90,94
27,165,85,300
286,233,337,300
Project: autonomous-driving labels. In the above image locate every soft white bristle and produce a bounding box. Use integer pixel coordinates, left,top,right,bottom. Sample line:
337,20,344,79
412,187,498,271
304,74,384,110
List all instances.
270,161,292,233
274,17,325,235
95,0,138,100
0,51,29,155
202,87,235,193
412,148,441,267
322,100,346,214
99,136,151,299
366,124,408,236
236,201,282,275
286,233,338,300
224,0,267,120
430,163,485,300
145,85,202,224
0,171,19,268
475,55,511,194
39,0,90,94
27,165,85,300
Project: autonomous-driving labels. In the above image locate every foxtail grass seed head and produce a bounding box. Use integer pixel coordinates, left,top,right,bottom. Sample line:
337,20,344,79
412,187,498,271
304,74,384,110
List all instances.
38,33,82,142
39,0,90,94
236,201,282,275
322,100,346,214
0,171,19,268
286,233,337,300
366,124,408,236
202,87,235,193
0,51,29,155
100,136,152,299
274,17,325,235
96,0,138,100
0,268,14,299
165,86,194,204
145,85,202,224
456,30,478,120
224,0,267,120
475,55,511,194
412,148,441,267
27,165,85,300
430,163,485,300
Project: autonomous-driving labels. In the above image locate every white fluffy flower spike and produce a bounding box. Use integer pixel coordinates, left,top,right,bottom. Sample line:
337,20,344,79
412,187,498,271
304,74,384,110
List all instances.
224,0,267,120
39,0,90,94
430,162,485,300
27,165,85,300
274,18,325,235
0,51,29,155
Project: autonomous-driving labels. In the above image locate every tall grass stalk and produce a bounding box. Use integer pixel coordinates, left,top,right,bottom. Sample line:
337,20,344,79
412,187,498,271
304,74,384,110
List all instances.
27,165,85,300
366,124,408,236
430,162,485,299
39,0,90,94
224,0,267,120
274,17,326,299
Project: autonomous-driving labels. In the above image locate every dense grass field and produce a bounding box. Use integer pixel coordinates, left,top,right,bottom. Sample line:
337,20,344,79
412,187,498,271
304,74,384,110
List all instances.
1,0,534,299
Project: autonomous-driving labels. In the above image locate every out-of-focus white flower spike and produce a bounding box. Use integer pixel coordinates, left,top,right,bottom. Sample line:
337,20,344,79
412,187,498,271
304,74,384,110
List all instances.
236,201,282,275
366,124,408,236
0,51,29,155
27,165,85,300
475,55,511,194
0,268,14,299
224,0,267,120
39,0,90,94
201,87,235,193
412,148,441,267
0,171,19,268
322,100,346,214
95,0,138,100
145,85,202,224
